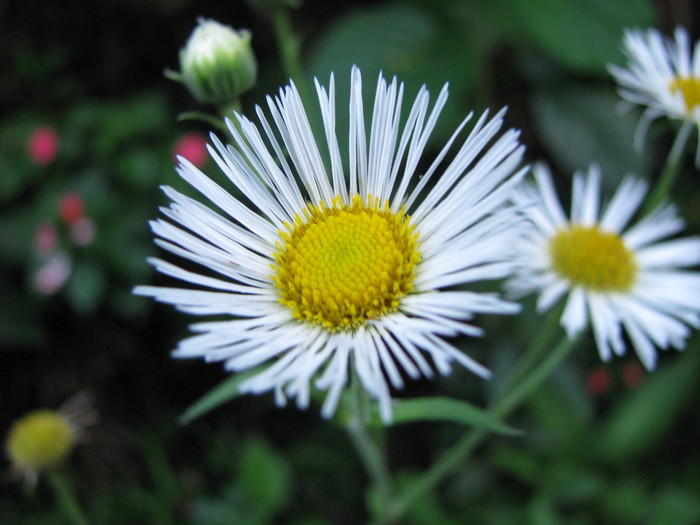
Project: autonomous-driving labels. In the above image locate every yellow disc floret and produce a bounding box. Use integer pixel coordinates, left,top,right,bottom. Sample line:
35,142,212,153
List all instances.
6,410,76,472
670,76,700,112
272,194,421,330
549,225,638,291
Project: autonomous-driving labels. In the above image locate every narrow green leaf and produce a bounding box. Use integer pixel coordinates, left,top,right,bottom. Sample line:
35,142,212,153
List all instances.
378,397,521,435
65,259,107,316
178,368,260,425
239,437,291,522
596,346,700,462
176,111,228,132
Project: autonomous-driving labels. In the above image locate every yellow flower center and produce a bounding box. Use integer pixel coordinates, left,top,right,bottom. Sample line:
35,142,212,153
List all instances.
669,76,700,111
6,410,75,472
549,225,638,291
272,194,421,330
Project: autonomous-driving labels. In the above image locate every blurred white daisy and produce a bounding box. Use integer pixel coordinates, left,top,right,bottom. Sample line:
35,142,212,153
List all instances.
608,27,700,164
506,164,700,370
134,67,527,422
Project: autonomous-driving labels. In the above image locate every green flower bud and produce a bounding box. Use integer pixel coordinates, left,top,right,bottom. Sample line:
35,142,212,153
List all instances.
179,18,257,105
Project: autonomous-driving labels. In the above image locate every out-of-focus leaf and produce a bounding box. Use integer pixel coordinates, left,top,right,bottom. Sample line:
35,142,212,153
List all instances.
306,2,477,154
0,282,45,349
178,367,261,425
0,152,35,203
545,461,605,504
374,397,521,435
382,471,464,525
528,490,563,525
94,93,170,157
490,443,542,485
187,493,246,525
116,148,166,190
239,437,291,523
0,210,35,265
649,487,700,525
596,346,700,462
527,362,594,449
599,477,648,523
532,85,651,182
502,0,655,73
64,259,106,316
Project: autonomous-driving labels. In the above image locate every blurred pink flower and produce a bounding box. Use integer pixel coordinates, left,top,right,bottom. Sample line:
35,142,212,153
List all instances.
173,132,208,168
622,362,645,389
28,126,59,166
34,222,58,255
585,366,612,397
34,254,71,295
58,192,85,225
69,217,96,247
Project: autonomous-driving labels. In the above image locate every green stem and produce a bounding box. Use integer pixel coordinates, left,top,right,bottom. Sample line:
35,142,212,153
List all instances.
270,4,311,107
217,97,242,120
641,121,691,215
346,378,393,523
176,111,229,133
492,335,579,418
494,305,562,399
386,334,579,523
46,470,90,525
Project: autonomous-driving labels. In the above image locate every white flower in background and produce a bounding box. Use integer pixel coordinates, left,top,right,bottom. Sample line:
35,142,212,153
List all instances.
609,27,700,164
506,164,700,369
134,67,527,422
177,18,257,104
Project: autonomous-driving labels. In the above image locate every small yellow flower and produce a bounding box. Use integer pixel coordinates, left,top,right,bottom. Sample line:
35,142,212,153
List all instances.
6,410,75,473
5,392,96,487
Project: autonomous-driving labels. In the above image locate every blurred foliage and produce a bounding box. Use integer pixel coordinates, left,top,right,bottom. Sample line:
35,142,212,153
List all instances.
2,0,700,524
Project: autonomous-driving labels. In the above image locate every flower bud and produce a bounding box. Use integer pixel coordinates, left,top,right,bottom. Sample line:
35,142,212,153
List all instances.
6,410,76,473
178,18,257,105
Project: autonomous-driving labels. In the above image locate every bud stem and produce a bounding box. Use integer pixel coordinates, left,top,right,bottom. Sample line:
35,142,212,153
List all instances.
271,5,311,108
47,470,91,525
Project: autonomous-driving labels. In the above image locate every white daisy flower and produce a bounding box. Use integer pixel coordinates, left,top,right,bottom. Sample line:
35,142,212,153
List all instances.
134,67,527,422
608,27,700,164
506,163,700,370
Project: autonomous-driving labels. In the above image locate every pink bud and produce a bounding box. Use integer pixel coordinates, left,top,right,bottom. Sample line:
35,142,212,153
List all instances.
58,192,84,225
585,366,612,397
622,362,645,389
34,222,58,255
69,217,96,247
28,126,59,166
34,254,71,295
173,132,208,168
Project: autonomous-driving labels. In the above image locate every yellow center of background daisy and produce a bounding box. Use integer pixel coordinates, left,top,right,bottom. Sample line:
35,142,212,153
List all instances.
669,76,700,111
6,410,76,472
272,195,420,330
549,225,638,291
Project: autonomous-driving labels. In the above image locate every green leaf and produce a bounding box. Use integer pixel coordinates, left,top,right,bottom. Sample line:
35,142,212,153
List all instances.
378,397,521,435
0,282,45,349
596,346,700,462
239,437,291,523
649,487,700,525
306,2,477,154
531,84,652,182
178,367,261,425
64,259,106,316
502,0,655,73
